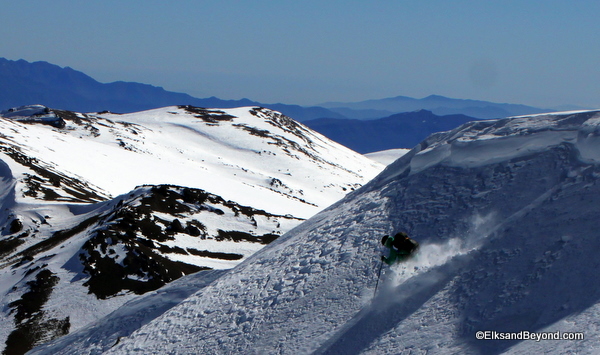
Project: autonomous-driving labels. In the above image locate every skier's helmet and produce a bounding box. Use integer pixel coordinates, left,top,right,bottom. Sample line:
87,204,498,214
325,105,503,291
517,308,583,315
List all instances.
381,235,389,245
395,232,408,239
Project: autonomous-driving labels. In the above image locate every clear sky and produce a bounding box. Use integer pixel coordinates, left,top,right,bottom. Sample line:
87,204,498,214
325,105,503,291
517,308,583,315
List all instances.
3,1,600,108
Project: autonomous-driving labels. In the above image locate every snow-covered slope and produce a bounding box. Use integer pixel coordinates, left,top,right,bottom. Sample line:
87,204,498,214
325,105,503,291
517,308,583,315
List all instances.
39,109,600,354
0,104,383,354
0,105,382,218
364,148,410,165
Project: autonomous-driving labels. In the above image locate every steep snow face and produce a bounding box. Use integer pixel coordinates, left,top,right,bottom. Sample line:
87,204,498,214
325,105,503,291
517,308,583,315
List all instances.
46,110,600,354
0,105,383,354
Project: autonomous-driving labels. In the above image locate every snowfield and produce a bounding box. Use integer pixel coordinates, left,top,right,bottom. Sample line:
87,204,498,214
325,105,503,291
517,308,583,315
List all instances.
30,109,600,354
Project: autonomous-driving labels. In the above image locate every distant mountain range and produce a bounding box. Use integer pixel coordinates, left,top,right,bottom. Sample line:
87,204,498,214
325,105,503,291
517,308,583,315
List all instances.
319,94,572,119
0,58,344,121
304,109,479,153
0,57,581,122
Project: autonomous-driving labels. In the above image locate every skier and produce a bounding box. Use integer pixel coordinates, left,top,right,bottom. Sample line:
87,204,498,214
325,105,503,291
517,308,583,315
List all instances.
381,232,419,265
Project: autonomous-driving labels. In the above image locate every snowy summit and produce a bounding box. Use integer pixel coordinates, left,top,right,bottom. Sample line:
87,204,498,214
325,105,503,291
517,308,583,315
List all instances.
32,109,600,354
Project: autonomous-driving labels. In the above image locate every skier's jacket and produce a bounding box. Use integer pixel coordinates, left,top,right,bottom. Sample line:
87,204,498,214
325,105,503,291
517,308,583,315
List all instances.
381,232,419,265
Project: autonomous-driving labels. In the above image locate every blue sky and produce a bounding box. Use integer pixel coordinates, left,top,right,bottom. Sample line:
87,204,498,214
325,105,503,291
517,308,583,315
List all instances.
3,1,600,108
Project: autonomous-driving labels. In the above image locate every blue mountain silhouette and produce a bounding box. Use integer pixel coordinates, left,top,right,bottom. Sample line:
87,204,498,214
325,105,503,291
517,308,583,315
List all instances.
0,58,342,121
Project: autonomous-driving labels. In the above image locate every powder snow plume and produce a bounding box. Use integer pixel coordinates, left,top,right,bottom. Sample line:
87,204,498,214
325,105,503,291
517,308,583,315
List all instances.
389,212,498,287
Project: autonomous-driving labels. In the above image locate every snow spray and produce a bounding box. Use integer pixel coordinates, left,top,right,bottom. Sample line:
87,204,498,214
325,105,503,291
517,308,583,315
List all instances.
389,211,498,287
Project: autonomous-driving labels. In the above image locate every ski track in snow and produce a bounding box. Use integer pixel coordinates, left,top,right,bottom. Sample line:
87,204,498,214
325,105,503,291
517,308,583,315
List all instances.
314,212,498,355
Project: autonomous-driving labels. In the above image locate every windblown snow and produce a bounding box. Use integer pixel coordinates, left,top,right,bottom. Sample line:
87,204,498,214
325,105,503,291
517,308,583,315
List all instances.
364,148,410,165
32,109,600,355
0,104,384,354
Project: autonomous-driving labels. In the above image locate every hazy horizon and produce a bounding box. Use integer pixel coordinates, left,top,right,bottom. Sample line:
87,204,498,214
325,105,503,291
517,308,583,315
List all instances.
3,1,599,109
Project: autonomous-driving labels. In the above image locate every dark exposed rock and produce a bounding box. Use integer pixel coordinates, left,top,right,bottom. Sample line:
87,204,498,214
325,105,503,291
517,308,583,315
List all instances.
0,144,109,203
179,105,236,124
76,185,299,299
186,248,243,260
216,230,280,245
4,269,69,355
9,218,23,234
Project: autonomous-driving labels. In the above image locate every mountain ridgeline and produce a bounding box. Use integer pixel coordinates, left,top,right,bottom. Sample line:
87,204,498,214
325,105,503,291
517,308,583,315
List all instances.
0,58,343,121
319,94,558,119
303,109,480,153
